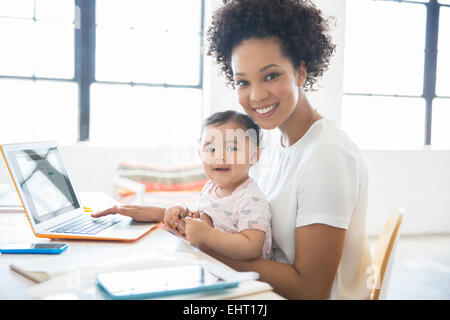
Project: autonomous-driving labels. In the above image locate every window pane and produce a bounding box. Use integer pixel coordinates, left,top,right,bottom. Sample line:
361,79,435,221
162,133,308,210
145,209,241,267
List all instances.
132,32,201,84
90,84,202,147
0,79,78,144
0,18,74,78
0,18,34,76
95,26,132,82
95,0,201,85
35,0,74,23
0,0,34,19
344,0,426,95
341,95,425,149
96,0,200,33
96,28,200,85
34,21,74,78
438,0,450,4
431,99,450,148
436,6,450,96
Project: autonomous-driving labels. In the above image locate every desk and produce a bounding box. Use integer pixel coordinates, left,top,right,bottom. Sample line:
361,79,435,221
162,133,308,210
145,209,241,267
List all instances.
0,211,284,300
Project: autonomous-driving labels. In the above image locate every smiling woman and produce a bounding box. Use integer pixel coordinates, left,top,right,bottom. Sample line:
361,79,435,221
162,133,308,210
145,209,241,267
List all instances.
93,0,374,300
203,0,373,300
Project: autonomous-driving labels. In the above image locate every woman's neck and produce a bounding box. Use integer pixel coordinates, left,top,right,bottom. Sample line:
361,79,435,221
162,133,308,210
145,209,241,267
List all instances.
279,93,321,147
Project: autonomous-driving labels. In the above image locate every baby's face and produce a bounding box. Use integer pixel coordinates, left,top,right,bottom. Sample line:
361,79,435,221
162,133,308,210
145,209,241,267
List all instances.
200,122,259,191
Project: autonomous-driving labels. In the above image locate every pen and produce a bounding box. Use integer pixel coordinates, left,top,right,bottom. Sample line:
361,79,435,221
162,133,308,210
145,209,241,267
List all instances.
171,209,198,236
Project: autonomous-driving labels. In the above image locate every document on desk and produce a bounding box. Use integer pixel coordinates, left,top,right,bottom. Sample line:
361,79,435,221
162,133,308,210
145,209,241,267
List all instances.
14,244,272,300
10,244,197,283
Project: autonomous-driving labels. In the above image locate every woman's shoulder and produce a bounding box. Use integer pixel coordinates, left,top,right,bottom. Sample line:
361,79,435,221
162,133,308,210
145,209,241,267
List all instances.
306,118,364,161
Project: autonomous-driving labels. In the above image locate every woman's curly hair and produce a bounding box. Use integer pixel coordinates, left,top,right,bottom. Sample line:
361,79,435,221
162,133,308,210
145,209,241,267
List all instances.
206,0,336,91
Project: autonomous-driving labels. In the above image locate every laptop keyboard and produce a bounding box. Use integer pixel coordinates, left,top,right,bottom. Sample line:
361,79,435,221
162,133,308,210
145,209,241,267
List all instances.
49,215,123,235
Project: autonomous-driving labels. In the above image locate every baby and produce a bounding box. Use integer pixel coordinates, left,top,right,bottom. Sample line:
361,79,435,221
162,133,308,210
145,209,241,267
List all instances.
164,110,272,260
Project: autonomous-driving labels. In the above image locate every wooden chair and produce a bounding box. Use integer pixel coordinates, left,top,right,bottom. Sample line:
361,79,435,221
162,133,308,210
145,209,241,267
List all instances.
369,209,404,300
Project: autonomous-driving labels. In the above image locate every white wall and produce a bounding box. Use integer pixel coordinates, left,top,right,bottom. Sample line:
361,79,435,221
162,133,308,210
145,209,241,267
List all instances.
363,149,450,235
1,1,449,237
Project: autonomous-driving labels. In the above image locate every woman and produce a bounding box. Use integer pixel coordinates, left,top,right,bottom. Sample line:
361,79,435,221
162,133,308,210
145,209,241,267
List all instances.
94,0,372,299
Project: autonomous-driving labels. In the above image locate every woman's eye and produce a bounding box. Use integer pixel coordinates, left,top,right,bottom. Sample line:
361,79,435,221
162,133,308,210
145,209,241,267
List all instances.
236,80,248,87
265,73,279,81
226,146,237,152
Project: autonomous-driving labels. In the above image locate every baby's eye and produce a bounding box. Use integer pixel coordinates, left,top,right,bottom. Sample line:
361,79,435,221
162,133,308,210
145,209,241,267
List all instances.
265,73,279,81
204,147,215,153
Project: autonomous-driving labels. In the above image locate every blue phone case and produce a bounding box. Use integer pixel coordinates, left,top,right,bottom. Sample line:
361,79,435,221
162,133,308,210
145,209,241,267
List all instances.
95,265,240,300
96,275,239,300
0,243,68,254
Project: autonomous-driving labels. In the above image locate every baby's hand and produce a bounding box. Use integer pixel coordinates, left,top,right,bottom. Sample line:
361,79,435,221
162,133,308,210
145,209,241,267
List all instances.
185,217,212,246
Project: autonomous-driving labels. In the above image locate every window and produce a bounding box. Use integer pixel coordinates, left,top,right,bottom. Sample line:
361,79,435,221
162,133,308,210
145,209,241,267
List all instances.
91,0,204,147
0,0,77,144
0,0,204,147
436,5,450,96
342,0,449,149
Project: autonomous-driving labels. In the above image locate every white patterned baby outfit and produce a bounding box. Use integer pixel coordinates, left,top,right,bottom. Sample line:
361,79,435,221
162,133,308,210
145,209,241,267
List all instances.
196,178,272,260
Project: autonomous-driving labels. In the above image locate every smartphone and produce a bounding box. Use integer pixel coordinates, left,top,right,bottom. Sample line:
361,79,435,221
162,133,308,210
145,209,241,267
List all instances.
0,242,68,254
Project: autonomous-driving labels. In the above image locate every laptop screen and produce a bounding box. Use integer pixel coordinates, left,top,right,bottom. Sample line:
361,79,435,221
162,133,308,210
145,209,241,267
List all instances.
7,146,80,224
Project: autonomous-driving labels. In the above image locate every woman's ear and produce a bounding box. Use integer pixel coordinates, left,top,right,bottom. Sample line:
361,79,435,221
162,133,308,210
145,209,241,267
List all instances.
296,61,307,87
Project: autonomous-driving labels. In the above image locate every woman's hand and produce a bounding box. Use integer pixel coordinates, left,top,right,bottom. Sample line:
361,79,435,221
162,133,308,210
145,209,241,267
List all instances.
91,205,164,223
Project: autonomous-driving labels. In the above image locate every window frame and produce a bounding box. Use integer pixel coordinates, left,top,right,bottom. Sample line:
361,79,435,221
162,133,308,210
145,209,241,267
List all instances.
0,0,205,142
343,0,450,146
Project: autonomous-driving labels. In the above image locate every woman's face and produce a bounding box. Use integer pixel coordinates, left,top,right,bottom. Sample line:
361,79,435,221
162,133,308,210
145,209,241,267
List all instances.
231,37,306,130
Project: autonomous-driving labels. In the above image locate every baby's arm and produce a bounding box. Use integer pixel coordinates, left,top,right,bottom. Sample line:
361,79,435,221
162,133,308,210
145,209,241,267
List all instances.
206,228,266,260
184,216,265,260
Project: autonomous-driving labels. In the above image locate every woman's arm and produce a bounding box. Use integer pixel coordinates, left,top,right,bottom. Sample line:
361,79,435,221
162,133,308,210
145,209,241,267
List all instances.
91,205,166,222
185,217,266,260
201,223,346,299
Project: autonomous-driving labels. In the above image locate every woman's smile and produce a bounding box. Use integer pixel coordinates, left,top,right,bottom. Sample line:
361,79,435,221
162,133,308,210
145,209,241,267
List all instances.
253,103,279,118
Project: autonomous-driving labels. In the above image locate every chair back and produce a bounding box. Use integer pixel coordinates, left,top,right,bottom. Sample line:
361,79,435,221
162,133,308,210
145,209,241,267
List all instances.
370,209,404,300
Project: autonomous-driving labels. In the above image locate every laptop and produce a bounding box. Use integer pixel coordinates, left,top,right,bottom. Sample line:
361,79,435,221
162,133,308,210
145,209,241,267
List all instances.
1,141,158,241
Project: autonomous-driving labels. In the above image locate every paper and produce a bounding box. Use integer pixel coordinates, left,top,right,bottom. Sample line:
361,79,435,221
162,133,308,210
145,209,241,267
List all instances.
11,243,197,283
20,244,272,300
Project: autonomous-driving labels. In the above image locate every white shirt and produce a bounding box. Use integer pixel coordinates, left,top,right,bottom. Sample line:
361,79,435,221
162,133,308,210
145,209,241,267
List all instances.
250,118,373,299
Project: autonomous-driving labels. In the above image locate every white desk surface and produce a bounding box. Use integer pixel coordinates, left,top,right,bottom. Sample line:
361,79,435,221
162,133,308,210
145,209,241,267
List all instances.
0,211,284,300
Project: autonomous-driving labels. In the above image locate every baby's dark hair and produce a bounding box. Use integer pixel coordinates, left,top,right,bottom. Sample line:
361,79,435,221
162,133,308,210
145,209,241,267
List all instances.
201,110,261,147
206,0,336,91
